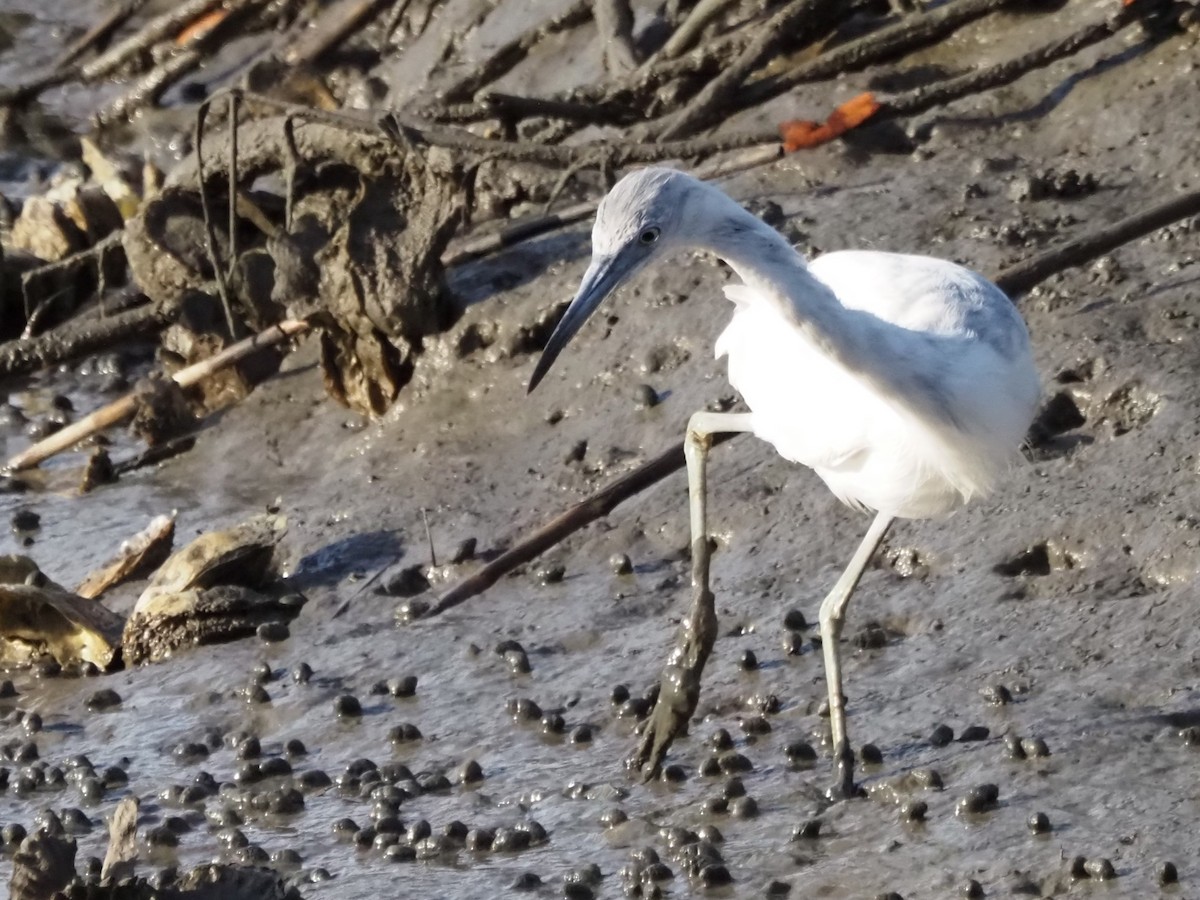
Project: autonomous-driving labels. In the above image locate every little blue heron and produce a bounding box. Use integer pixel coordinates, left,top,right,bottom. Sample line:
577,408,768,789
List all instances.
528,167,1041,796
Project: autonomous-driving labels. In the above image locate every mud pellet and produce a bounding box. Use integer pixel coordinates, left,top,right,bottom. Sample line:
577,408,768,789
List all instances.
353,827,377,849
631,847,660,866
962,879,984,899
982,684,1012,705
332,818,358,841
217,828,247,849
33,658,61,678
957,783,999,815
702,797,728,815
696,825,723,844
929,724,954,747
1021,737,1050,758
292,663,313,684
902,800,927,822
86,689,121,711
718,752,752,774
792,819,821,840
1028,811,1050,834
373,831,400,852
699,755,722,776
740,716,771,736
508,698,542,720
60,808,92,833
78,777,104,802
257,622,289,643
389,723,422,743
408,819,432,842
285,739,307,757
0,681,16,698
1179,726,1200,747
522,820,548,844
730,796,758,818
511,872,542,891
610,684,630,704
101,766,127,787
860,743,883,765
22,713,41,734
11,509,40,531
144,825,179,847
740,650,758,671
564,883,595,900
451,538,477,563
1004,735,1026,759
236,736,262,760
784,741,817,767
443,821,468,843
643,861,673,881
619,697,650,719
699,864,733,888
959,725,989,742
505,648,532,674
1157,861,1178,885
708,728,734,751
782,609,808,631
912,768,943,790
610,552,633,575
1084,858,1116,880
161,816,190,835
542,713,566,734
570,724,593,744
782,632,805,655
2,823,28,846
388,676,418,697
385,843,416,862
81,856,102,880
875,894,904,900
765,881,791,896
537,564,566,584
374,815,403,834
298,770,331,791
272,848,303,867
600,809,627,828
418,772,452,793
493,827,531,852
466,827,495,850
722,777,747,799
334,695,362,718
173,742,209,763
1067,856,1088,878
662,764,686,783
245,684,271,704
456,759,484,785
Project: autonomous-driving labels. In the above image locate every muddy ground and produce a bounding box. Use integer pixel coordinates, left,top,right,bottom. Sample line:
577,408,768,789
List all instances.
2,1,1200,898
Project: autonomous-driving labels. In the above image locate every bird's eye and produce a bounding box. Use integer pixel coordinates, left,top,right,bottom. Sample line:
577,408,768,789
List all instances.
639,227,661,245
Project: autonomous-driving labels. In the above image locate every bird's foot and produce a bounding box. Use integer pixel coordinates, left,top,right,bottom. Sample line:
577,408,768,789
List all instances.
824,738,864,801
626,663,701,782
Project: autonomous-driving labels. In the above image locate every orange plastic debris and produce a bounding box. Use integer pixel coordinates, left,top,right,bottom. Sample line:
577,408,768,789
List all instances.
779,92,882,152
175,9,229,46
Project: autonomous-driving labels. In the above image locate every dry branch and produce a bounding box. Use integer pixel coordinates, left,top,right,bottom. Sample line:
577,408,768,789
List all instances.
4,319,309,472
0,303,172,381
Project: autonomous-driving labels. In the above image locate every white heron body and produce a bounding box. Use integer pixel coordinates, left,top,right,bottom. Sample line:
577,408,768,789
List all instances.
530,167,1042,790
715,249,1040,518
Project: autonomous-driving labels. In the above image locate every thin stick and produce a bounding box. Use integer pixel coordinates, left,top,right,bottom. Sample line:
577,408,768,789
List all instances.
429,182,1200,616
421,507,438,568
4,319,309,472
194,98,240,340
431,433,738,615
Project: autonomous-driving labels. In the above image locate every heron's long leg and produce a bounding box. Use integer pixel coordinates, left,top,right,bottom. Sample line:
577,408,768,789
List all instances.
629,411,755,780
819,510,893,799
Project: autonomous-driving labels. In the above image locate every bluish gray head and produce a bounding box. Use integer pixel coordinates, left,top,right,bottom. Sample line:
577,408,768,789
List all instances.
528,167,704,392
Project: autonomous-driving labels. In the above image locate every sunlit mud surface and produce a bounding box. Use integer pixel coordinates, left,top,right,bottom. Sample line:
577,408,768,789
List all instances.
2,2,1200,898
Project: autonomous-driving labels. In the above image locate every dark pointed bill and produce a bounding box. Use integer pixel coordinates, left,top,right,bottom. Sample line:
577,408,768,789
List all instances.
528,254,625,393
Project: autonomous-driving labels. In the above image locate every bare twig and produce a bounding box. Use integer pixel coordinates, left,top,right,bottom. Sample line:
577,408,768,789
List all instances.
93,47,202,127
55,0,150,71
79,0,226,82
439,0,592,103
657,0,832,141
432,434,739,615
0,303,172,381
5,319,310,472
742,0,1025,108
595,0,639,74
993,185,1200,298
195,98,240,340
283,0,392,66
656,0,739,60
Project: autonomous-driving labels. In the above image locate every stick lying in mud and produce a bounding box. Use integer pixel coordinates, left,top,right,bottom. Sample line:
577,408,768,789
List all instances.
4,319,310,472
430,182,1200,616
431,433,738,615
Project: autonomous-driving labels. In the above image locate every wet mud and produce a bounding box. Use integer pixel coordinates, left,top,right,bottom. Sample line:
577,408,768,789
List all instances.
2,2,1200,898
